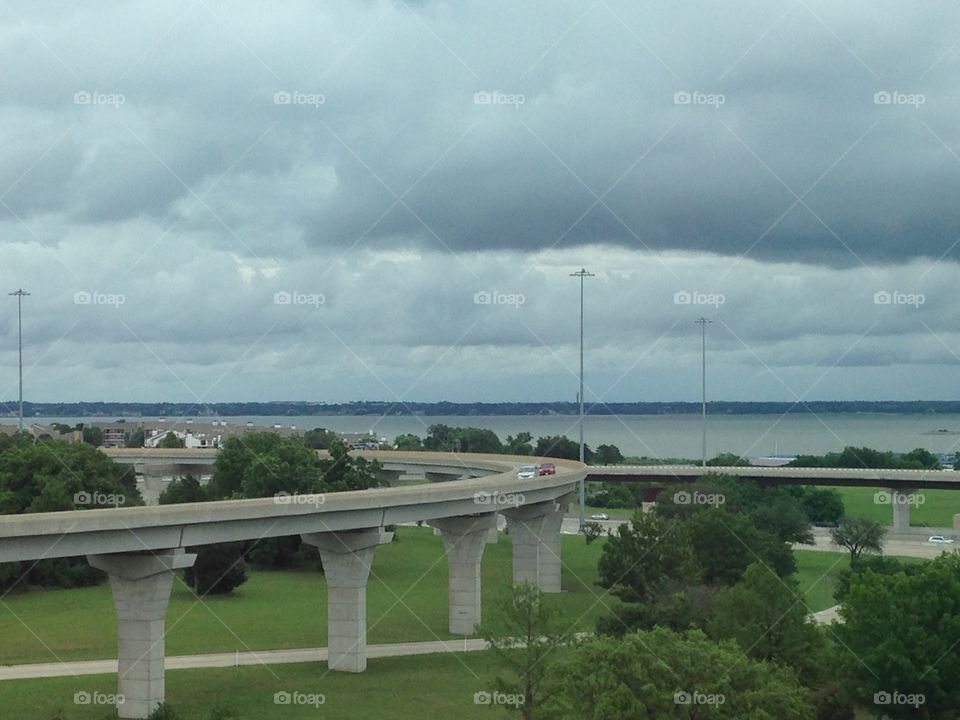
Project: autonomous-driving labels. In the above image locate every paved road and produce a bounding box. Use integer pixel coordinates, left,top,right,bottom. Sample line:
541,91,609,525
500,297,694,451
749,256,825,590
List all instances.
0,639,492,681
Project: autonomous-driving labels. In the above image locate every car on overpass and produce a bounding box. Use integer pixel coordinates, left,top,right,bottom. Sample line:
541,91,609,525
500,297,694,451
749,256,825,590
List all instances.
928,535,955,544
517,465,538,479
538,462,556,476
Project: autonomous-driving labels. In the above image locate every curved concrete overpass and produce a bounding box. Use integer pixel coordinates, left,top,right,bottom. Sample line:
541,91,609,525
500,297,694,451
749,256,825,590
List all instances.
0,452,583,719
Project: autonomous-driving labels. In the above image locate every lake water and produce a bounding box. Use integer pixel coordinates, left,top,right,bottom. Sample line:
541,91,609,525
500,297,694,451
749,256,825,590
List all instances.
26,413,960,459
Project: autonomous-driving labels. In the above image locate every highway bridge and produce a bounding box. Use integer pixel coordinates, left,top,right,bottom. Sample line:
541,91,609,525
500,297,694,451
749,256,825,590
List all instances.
104,448,960,531
0,452,582,719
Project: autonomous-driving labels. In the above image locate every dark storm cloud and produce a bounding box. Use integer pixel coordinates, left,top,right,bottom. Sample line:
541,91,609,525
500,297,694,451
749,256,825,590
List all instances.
2,1,960,267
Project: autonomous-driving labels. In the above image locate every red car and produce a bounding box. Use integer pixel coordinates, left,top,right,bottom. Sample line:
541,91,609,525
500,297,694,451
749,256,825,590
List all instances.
538,462,556,476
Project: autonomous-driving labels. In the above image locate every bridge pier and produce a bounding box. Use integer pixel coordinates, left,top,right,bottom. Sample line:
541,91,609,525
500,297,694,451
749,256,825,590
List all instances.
87,549,196,719
431,513,497,635
504,498,569,592
301,528,392,673
891,489,912,531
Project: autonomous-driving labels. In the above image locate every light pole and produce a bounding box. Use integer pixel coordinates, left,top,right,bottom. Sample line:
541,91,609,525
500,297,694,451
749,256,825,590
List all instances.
695,317,712,468
570,268,594,530
9,289,29,433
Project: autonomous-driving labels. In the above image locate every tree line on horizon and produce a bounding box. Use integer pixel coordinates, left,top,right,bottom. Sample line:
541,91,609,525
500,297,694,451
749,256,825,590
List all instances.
11,399,960,417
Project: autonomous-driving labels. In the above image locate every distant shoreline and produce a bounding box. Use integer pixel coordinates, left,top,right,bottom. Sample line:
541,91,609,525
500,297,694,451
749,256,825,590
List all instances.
6,400,960,418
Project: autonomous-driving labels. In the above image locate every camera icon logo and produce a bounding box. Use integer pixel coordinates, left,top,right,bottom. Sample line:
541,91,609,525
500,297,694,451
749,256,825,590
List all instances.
473,91,492,105
874,290,892,305
673,491,691,505
74,491,92,505
74,691,92,705
873,491,891,505
73,91,92,105
274,691,292,705
273,91,292,105
74,291,92,305
874,691,892,705
274,291,292,305
674,691,692,704
474,691,492,705
874,91,892,105
673,91,691,105
674,291,692,305
474,291,492,305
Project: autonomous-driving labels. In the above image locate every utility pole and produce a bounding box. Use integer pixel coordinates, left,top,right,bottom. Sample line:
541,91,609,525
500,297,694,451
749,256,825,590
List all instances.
570,268,594,530
695,317,712,468
9,289,29,433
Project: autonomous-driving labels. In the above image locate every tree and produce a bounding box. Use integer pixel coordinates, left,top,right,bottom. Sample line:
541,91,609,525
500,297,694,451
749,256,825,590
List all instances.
706,452,750,466
830,516,885,563
709,562,824,683
125,427,145,448
302,427,339,449
684,509,795,584
583,521,603,544
837,553,960,719
81,425,103,447
594,444,624,465
505,432,534,456
597,511,699,606
158,431,186,448
832,555,925,604
482,582,570,719
0,440,140,591
184,542,248,595
540,628,813,719
158,475,207,504
394,433,423,450
800,487,845,525
534,435,593,463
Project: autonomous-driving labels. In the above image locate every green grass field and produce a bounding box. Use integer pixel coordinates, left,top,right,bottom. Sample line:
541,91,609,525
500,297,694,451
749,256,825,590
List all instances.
0,653,520,720
834,487,960,527
586,483,960,528
0,527,614,666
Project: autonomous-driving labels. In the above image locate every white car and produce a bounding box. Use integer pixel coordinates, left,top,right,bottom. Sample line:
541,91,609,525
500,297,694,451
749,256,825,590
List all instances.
928,536,955,544
516,465,538,479
590,512,610,521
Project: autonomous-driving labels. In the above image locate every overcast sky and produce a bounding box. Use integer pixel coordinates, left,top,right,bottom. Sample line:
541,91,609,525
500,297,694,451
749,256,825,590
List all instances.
2,0,960,406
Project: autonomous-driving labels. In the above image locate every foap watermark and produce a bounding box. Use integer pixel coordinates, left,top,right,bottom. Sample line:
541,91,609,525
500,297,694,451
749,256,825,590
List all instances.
874,691,925,709
874,490,925,507
473,91,525,107
274,290,325,308
273,691,325,707
874,90,925,108
74,491,125,507
273,90,325,108
674,490,724,507
274,491,325,507
74,91,125,108
74,691,124,706
474,290,525,308
474,490,525,507
874,290,924,308
673,90,725,108
74,291,125,308
473,691,525,707
674,690,725,707
674,290,724,308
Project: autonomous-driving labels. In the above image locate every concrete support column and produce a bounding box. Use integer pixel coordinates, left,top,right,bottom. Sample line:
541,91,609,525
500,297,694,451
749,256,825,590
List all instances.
431,513,497,635
891,489,911,531
504,499,568,592
301,528,392,673
87,549,196,719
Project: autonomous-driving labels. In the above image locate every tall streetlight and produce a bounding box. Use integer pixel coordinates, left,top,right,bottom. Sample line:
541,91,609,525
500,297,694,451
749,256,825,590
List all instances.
9,289,29,433
695,317,712,468
570,268,594,530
